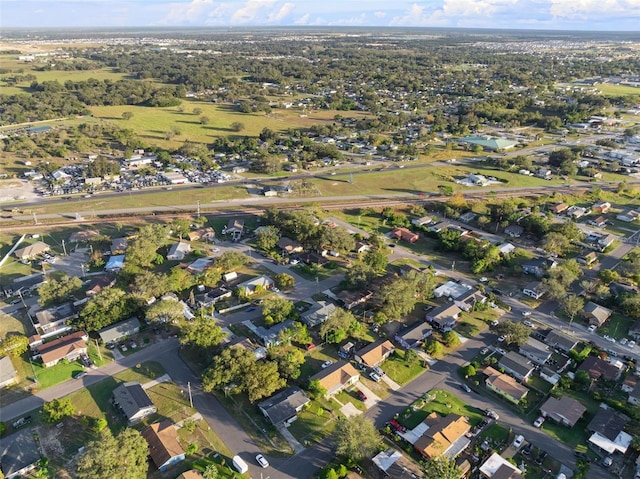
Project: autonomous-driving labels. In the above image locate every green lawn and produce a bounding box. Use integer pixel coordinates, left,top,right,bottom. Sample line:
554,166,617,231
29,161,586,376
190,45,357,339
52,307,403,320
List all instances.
541,416,590,449
287,398,338,445
599,312,634,340
479,423,510,445
595,84,640,98
30,358,86,390
456,310,495,338
291,262,346,281
401,389,484,429
383,350,428,385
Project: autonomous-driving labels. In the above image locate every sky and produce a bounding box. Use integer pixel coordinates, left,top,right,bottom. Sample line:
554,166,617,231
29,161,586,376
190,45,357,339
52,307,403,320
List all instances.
2,0,640,31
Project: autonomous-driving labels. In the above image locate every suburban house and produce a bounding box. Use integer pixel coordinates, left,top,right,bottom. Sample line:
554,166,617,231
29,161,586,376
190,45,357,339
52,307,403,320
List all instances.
258,386,310,427
497,242,516,256
394,321,433,349
32,302,76,337
105,254,125,272
627,383,640,406
592,201,611,214
550,203,569,214
186,258,214,274
354,340,395,367
411,216,434,227
427,221,448,233
566,206,588,219
390,227,419,243
479,453,524,479
0,356,17,388
504,224,524,238
597,234,616,251
622,374,638,394
186,228,215,242
522,281,545,300
578,251,599,266
519,337,551,365
231,338,267,360
301,302,337,328
308,361,360,398
98,317,141,345
112,381,157,425
224,219,244,241
617,209,640,222
540,396,587,427
142,421,186,472
498,352,534,382
85,274,116,297
630,320,640,341
277,237,303,255
110,237,128,255
237,275,274,295
166,242,191,261
0,429,41,479
337,289,373,310
484,366,528,404
583,301,613,327
454,289,486,312
244,319,294,348
426,304,462,332
13,241,50,260
413,413,471,459
578,356,622,381
373,449,424,479
543,329,578,353
434,281,471,299
35,331,88,368
522,257,557,277
587,408,632,455
588,216,607,228
458,135,517,151
194,286,232,308
536,168,552,179
177,471,204,479
354,241,371,253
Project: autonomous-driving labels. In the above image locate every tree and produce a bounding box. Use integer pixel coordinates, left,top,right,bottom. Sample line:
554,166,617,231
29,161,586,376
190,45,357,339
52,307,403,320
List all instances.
255,226,280,252
202,465,218,479
494,321,531,346
442,331,460,348
193,107,202,115
179,317,226,349
334,415,382,461
560,294,584,325
320,308,356,344
230,121,245,132
270,347,305,380
261,297,295,326
76,428,148,479
274,273,295,290
125,224,167,270
186,443,198,455
42,398,74,423
363,249,388,273
307,379,327,399
37,275,83,306
344,262,376,289
377,274,422,319
122,111,133,120
422,457,462,479
201,347,254,393
0,334,28,357
599,269,620,285
78,288,135,332
461,364,476,378
216,251,249,271
425,339,444,358
132,271,169,298
146,299,185,323
200,116,210,125
543,232,571,255
542,277,566,301
244,360,286,402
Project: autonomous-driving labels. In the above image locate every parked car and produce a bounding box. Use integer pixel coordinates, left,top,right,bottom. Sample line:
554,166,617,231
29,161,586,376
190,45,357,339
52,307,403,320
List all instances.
620,338,628,346
460,383,472,393
522,443,533,456
387,419,406,433
512,435,525,448
588,324,597,332
372,366,385,377
369,372,382,382
73,371,88,380
628,341,636,349
523,320,534,328
12,416,32,429
321,360,333,369
496,348,507,355
485,409,499,420
480,348,489,355
256,454,269,468
356,390,367,401
533,416,545,428
603,456,613,467
497,335,506,342
521,311,532,316
535,451,548,465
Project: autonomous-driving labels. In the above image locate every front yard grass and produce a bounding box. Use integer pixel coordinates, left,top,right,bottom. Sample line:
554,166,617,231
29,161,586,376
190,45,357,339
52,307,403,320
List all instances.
479,423,510,445
541,415,590,449
401,389,484,429
383,350,427,386
287,397,338,445
599,312,634,341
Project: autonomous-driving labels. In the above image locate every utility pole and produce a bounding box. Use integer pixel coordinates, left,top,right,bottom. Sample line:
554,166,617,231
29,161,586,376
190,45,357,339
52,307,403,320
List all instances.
61,239,67,256
187,381,193,408
197,200,201,218
94,339,102,362
32,212,38,225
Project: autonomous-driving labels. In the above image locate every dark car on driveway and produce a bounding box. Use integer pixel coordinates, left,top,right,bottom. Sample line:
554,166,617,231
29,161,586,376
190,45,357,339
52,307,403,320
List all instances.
355,390,367,401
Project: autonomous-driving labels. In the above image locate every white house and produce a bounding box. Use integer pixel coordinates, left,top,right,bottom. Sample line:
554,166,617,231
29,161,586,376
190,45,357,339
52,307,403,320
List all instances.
167,242,191,261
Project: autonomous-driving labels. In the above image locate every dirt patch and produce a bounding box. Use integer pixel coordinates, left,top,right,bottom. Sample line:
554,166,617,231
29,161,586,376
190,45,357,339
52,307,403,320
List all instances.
0,179,39,203
38,424,65,458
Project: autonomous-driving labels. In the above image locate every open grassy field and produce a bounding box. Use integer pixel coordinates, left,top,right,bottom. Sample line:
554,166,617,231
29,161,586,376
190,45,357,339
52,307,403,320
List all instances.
595,84,640,98
401,388,484,429
88,101,369,149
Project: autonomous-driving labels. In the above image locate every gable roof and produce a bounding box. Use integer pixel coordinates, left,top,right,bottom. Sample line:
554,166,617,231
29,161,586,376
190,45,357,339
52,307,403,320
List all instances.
484,366,529,401
396,321,433,346
519,337,551,360
588,408,629,441
36,331,87,364
112,381,155,422
498,352,534,378
544,329,578,351
540,396,587,427
14,241,50,260
301,302,337,327
142,420,184,469
98,317,141,344
257,387,310,425
583,302,612,324
578,356,620,381
414,413,470,458
309,360,359,395
355,340,395,367
0,356,17,386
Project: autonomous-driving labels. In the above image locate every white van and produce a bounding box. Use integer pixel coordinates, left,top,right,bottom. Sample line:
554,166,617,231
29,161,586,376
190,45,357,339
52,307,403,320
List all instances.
232,455,249,474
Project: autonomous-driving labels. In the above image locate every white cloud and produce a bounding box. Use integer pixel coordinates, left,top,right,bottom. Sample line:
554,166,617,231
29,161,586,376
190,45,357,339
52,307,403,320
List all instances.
549,0,640,18
390,3,429,25
267,2,294,22
294,12,310,24
230,0,276,23
162,0,221,25
373,11,387,18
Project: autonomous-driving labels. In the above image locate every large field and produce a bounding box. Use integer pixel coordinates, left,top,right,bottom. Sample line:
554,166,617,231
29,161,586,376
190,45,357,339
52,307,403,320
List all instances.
88,101,367,149
594,83,640,98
